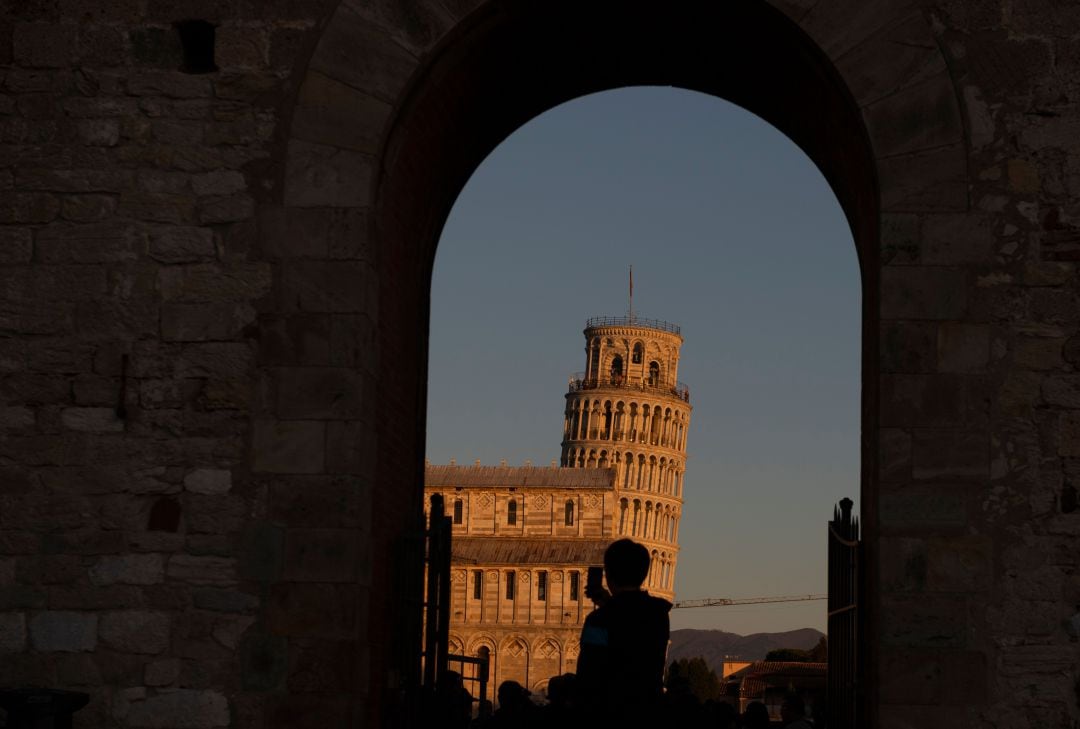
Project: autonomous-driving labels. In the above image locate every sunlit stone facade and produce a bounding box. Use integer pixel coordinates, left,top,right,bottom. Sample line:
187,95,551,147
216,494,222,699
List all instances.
424,317,691,696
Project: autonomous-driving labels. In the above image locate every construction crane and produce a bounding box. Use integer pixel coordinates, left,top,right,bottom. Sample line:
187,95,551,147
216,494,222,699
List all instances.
672,594,826,609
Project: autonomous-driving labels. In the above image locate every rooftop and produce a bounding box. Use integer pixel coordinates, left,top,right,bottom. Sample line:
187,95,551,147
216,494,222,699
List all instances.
452,537,611,565
425,464,615,490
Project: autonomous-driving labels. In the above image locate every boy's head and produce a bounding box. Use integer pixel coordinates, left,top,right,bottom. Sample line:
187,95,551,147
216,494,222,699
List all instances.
603,538,651,589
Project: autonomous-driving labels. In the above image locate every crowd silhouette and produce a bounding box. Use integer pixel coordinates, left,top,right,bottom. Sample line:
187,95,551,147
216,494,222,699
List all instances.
427,539,820,728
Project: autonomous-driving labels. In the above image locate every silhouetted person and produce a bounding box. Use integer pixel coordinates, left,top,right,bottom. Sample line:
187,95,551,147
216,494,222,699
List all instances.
781,694,813,728
436,670,473,729
539,673,580,728
706,700,738,729
742,701,770,729
490,680,537,728
576,538,672,727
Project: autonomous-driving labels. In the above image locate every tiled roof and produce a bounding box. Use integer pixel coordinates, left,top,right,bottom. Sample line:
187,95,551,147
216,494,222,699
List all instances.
425,465,615,490
452,537,611,565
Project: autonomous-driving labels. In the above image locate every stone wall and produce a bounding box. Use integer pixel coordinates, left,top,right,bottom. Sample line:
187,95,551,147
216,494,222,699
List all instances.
1,1,1080,728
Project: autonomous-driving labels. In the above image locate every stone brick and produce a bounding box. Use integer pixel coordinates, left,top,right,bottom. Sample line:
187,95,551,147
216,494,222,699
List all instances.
13,23,76,67
284,140,374,207
149,226,217,263
1059,413,1080,456
881,374,987,428
130,27,184,68
266,475,365,527
76,118,120,146
879,647,940,704
215,25,267,69
36,222,145,263
292,72,391,154
881,267,968,320
0,612,27,651
257,314,331,365
879,144,968,212
326,421,376,478
61,407,124,433
197,194,255,224
99,610,170,654
0,192,60,223
1012,336,1065,370
266,583,363,638
921,213,994,264
161,302,257,342
0,558,14,584
61,194,117,222
212,614,254,649
927,537,991,592
241,633,288,690
273,367,368,420
937,324,989,373
0,405,36,429
15,555,83,584
29,611,97,651
880,321,936,373
89,553,165,586
881,595,969,647
1042,375,1080,408
56,653,103,686
280,261,377,314
184,468,232,495
252,420,325,474
880,488,970,531
237,522,283,582
0,227,33,264
193,588,259,613
160,262,271,303
185,494,246,534
117,191,197,224
865,75,964,158
175,343,254,379
124,689,229,728
167,555,237,586
144,658,180,686
128,71,213,99
308,6,417,103
191,170,247,197
283,528,363,583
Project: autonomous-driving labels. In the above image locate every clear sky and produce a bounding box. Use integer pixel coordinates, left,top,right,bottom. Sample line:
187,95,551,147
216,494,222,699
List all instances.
426,87,860,635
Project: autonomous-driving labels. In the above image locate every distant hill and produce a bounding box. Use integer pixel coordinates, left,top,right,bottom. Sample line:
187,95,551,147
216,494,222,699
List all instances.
668,628,825,676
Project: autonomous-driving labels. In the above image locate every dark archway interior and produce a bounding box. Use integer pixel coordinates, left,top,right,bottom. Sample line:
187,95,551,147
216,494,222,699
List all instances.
371,0,881,718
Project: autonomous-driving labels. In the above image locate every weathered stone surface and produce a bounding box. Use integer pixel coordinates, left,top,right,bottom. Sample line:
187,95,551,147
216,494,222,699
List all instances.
161,303,257,342
193,588,259,613
279,261,377,313
283,528,362,583
184,468,232,495
937,324,989,373
124,690,229,728
881,268,968,320
149,227,217,263
284,140,374,207
292,72,391,154
0,612,27,651
167,555,237,586
266,583,364,638
241,633,288,690
30,611,97,651
252,420,325,474
89,553,165,586
99,610,170,654
60,407,124,433
0,227,33,264
144,657,180,686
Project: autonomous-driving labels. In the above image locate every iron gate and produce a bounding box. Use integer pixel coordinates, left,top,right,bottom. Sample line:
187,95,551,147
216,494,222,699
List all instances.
827,497,863,729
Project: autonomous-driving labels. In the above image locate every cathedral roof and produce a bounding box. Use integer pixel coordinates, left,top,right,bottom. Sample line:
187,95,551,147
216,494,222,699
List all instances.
425,465,615,490
452,537,611,565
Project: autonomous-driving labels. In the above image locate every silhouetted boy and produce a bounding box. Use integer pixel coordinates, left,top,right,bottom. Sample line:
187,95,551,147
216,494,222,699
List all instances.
576,538,672,727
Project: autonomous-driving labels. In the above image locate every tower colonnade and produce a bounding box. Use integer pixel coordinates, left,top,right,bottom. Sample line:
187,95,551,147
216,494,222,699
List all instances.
560,316,691,602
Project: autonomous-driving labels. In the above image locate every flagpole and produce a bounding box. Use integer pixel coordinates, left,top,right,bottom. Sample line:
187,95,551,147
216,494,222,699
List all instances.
629,265,633,321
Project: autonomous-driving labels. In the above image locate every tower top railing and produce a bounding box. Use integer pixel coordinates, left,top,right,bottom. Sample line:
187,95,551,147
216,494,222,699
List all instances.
568,372,690,403
585,315,681,336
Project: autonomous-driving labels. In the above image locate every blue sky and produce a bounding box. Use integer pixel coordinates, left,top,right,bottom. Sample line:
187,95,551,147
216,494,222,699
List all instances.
426,87,860,634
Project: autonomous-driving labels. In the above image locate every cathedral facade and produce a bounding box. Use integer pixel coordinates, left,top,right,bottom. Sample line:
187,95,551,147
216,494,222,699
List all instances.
424,315,691,696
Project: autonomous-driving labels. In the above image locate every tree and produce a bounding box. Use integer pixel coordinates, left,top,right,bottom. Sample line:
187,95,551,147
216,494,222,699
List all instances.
665,657,722,701
766,637,828,663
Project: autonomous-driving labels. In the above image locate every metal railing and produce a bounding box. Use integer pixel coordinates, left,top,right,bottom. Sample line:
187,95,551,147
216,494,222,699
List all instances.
567,373,690,403
585,315,681,335
448,654,490,716
828,497,863,729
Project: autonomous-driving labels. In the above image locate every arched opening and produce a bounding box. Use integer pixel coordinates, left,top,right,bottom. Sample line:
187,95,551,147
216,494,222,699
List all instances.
610,354,623,383
282,0,958,722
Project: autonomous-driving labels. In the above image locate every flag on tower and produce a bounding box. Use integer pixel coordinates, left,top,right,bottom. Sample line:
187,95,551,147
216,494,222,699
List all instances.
629,266,633,318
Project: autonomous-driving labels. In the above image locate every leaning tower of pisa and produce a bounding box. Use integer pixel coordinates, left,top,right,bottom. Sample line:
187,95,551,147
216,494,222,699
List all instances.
560,315,691,601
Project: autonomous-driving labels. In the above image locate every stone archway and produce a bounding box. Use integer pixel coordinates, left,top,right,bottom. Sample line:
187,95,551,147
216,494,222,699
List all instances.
270,1,975,726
